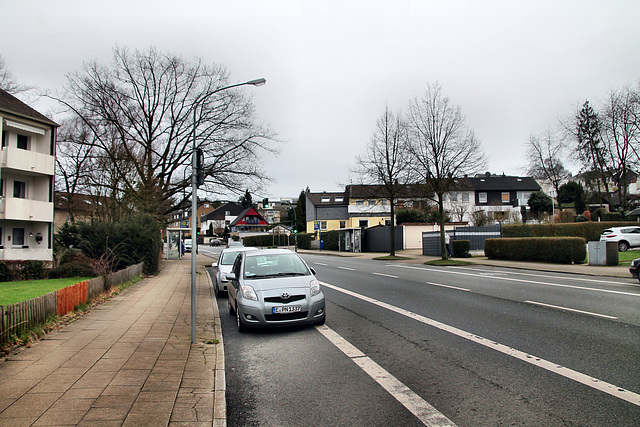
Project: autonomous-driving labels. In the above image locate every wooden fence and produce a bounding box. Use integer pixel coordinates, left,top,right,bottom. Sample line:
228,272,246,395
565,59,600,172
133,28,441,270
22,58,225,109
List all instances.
0,263,143,346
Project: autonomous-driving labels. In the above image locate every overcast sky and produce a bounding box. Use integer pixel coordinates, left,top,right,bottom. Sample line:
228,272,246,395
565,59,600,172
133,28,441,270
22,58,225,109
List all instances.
4,0,640,200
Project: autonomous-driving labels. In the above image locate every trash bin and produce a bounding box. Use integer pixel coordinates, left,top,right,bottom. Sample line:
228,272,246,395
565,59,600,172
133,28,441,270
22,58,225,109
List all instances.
320,240,324,250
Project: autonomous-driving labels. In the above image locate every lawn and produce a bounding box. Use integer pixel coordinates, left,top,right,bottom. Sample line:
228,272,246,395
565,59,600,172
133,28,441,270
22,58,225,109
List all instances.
0,278,92,305
616,250,640,266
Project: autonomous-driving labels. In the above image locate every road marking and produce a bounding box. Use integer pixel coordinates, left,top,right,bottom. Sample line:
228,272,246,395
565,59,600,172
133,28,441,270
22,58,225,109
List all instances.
338,266,356,271
525,301,619,320
373,272,400,279
316,325,457,427
320,281,640,407
426,282,470,292
393,265,640,297
315,262,328,266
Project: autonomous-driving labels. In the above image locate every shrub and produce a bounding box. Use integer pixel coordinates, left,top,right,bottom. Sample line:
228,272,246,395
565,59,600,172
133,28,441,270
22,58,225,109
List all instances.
485,237,586,264
503,221,640,242
22,261,47,280
48,262,96,278
452,240,471,258
0,262,13,282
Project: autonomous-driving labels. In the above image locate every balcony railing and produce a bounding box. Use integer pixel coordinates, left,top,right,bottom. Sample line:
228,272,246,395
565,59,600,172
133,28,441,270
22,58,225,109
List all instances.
0,146,55,175
0,198,54,222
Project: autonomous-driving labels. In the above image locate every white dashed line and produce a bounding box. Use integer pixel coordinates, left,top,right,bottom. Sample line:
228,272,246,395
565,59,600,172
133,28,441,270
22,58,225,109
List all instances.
525,301,618,320
373,272,399,278
316,325,457,427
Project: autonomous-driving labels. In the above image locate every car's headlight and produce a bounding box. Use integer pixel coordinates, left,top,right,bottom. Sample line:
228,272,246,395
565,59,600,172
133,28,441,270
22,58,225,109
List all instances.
240,284,258,301
310,279,321,297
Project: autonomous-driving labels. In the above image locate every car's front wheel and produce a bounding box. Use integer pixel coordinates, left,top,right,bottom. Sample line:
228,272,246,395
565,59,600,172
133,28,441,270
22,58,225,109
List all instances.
619,241,630,251
236,308,248,333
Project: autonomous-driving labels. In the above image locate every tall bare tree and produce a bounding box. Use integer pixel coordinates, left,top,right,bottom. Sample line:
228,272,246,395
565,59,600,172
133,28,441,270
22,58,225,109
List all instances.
525,128,570,198
0,55,35,95
407,82,486,259
50,46,277,221
353,105,415,256
601,86,640,210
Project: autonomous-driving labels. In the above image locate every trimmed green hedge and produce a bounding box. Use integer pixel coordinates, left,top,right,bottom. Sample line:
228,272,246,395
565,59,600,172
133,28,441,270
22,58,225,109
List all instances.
242,233,312,250
452,240,471,258
485,237,586,264
503,221,639,242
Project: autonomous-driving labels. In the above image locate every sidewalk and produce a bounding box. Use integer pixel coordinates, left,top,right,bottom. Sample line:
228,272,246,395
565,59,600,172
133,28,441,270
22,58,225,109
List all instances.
0,255,224,427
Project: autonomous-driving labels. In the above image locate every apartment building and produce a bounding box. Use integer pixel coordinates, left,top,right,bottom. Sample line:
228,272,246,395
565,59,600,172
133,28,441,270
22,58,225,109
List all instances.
0,89,58,263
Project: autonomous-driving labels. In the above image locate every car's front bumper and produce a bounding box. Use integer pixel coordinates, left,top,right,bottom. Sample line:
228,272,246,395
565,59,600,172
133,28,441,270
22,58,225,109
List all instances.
237,293,325,327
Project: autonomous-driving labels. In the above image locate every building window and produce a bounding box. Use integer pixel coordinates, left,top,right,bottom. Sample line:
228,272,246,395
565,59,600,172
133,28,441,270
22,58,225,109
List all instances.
320,221,328,230
479,192,487,204
381,199,388,205
339,221,346,229
13,181,27,199
355,200,364,206
449,193,458,202
1,131,6,147
502,192,510,203
358,219,369,228
321,197,331,203
13,228,25,246
368,199,377,206
462,193,470,203
517,191,532,206
17,134,29,150
225,211,230,216
335,196,344,203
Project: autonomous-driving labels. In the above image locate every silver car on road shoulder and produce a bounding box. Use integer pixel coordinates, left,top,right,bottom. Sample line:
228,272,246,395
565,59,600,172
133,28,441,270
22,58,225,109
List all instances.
226,249,326,332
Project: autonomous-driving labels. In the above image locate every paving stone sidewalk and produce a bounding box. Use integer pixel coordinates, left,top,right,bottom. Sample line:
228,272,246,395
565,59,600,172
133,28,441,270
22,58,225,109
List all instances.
0,256,224,427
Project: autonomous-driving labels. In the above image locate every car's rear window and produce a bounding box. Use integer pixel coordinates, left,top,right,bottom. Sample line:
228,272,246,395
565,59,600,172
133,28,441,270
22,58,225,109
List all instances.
602,229,613,234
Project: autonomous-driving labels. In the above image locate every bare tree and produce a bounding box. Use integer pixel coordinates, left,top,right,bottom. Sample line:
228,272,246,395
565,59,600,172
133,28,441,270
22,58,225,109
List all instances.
524,128,570,197
353,105,415,256
407,82,486,259
49,46,277,220
0,55,35,95
601,86,640,210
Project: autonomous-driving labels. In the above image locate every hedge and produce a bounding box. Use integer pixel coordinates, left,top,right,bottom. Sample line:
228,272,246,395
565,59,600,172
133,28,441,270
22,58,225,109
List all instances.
452,240,471,258
241,233,313,250
503,221,639,242
485,237,586,264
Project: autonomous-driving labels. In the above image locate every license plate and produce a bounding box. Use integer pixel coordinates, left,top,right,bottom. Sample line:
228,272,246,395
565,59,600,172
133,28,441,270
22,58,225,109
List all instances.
273,305,301,314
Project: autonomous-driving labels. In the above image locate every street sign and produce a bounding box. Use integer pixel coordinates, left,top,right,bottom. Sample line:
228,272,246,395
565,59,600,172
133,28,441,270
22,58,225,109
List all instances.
314,221,320,230
181,220,189,228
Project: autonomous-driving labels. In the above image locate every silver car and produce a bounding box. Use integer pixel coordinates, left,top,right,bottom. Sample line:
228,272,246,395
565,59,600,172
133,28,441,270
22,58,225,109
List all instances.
213,247,257,297
226,249,326,332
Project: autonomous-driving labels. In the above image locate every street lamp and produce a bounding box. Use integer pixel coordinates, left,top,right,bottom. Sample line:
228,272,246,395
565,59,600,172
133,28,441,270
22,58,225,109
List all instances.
190,77,266,343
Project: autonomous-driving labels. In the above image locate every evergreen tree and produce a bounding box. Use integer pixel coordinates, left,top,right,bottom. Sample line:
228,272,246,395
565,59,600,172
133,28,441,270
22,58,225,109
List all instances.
239,189,253,208
576,101,607,205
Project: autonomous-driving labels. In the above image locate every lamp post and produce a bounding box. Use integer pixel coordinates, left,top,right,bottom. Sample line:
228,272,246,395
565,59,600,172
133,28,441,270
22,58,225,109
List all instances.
190,78,266,343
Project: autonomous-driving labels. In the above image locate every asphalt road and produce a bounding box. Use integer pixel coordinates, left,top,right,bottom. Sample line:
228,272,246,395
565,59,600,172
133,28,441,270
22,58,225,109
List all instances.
209,252,640,426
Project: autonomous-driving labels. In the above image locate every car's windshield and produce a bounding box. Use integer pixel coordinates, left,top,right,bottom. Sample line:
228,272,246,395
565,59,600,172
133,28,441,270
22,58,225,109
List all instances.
244,253,310,279
220,251,242,265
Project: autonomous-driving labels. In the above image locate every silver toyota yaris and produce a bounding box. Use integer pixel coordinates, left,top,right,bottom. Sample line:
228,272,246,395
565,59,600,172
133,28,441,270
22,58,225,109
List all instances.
226,249,326,332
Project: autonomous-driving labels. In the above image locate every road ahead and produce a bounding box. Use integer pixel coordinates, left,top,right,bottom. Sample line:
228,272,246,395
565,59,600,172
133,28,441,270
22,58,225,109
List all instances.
212,253,640,426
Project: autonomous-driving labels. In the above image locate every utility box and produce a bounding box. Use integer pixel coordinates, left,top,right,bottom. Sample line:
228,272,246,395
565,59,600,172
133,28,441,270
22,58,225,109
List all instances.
588,241,619,266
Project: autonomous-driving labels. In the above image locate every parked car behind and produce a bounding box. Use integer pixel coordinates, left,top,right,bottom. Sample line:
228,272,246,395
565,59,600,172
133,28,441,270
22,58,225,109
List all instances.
213,247,258,296
226,248,326,332
600,226,640,251
184,238,192,253
630,258,640,279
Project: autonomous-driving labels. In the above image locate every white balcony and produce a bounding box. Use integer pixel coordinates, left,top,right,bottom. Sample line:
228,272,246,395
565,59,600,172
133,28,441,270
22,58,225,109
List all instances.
347,204,390,215
0,247,52,262
1,146,55,176
0,198,54,222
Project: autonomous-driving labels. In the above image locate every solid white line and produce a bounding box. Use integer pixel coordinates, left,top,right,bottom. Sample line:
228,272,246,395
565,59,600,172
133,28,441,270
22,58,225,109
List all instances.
393,265,640,297
373,272,400,279
316,325,457,427
338,266,356,271
320,281,640,407
425,282,470,292
314,262,328,266
525,301,619,320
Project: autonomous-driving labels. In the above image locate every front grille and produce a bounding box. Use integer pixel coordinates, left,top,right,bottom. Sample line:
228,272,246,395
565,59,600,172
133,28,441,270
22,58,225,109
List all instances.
265,311,308,321
264,294,306,303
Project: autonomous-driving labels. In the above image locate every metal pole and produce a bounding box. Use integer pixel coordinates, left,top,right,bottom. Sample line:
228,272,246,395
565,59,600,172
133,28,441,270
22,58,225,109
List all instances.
191,107,197,344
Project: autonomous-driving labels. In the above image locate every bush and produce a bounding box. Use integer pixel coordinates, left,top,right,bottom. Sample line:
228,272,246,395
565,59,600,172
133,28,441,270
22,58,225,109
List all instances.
48,262,96,279
452,240,471,258
503,221,640,242
485,237,586,264
0,262,13,282
22,261,47,280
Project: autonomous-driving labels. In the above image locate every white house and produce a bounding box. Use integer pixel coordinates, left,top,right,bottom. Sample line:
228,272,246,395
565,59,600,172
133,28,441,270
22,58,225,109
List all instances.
0,89,58,263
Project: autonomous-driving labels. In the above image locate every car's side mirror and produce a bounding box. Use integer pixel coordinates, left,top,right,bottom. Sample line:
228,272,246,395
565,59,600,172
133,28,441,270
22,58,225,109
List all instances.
310,267,316,275
226,273,237,281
